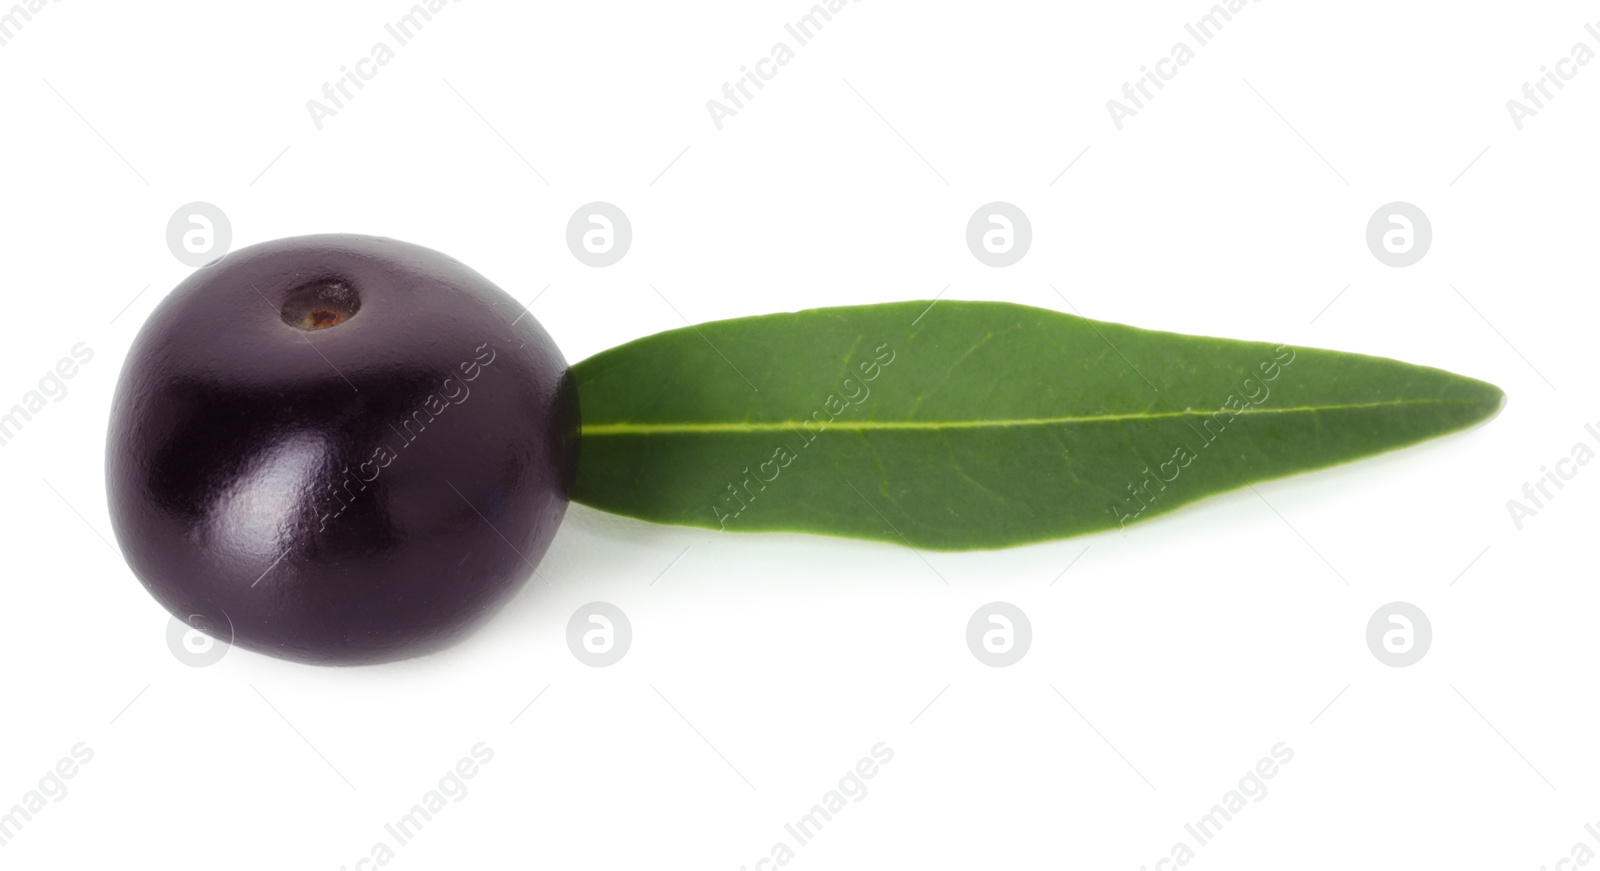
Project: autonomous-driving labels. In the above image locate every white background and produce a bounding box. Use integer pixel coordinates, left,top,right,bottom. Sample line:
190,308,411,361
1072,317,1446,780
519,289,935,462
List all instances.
2,1,1597,868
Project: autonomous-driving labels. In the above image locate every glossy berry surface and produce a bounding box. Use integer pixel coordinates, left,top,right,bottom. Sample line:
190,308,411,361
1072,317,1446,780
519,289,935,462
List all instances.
106,235,577,665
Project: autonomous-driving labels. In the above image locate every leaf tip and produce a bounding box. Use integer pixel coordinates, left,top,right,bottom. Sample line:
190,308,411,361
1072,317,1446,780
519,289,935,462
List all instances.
1471,378,1509,427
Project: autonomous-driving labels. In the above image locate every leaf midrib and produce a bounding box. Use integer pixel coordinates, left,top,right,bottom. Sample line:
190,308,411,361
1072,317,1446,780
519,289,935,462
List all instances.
580,397,1486,436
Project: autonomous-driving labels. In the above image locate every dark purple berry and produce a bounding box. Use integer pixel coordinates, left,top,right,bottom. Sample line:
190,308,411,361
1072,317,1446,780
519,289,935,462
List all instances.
107,235,577,665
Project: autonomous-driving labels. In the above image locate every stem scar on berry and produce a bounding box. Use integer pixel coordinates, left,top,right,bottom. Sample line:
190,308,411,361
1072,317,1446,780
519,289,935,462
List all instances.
280,279,361,331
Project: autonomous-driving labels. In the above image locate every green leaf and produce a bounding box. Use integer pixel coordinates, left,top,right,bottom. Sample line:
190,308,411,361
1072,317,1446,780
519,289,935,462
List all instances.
570,301,1503,550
